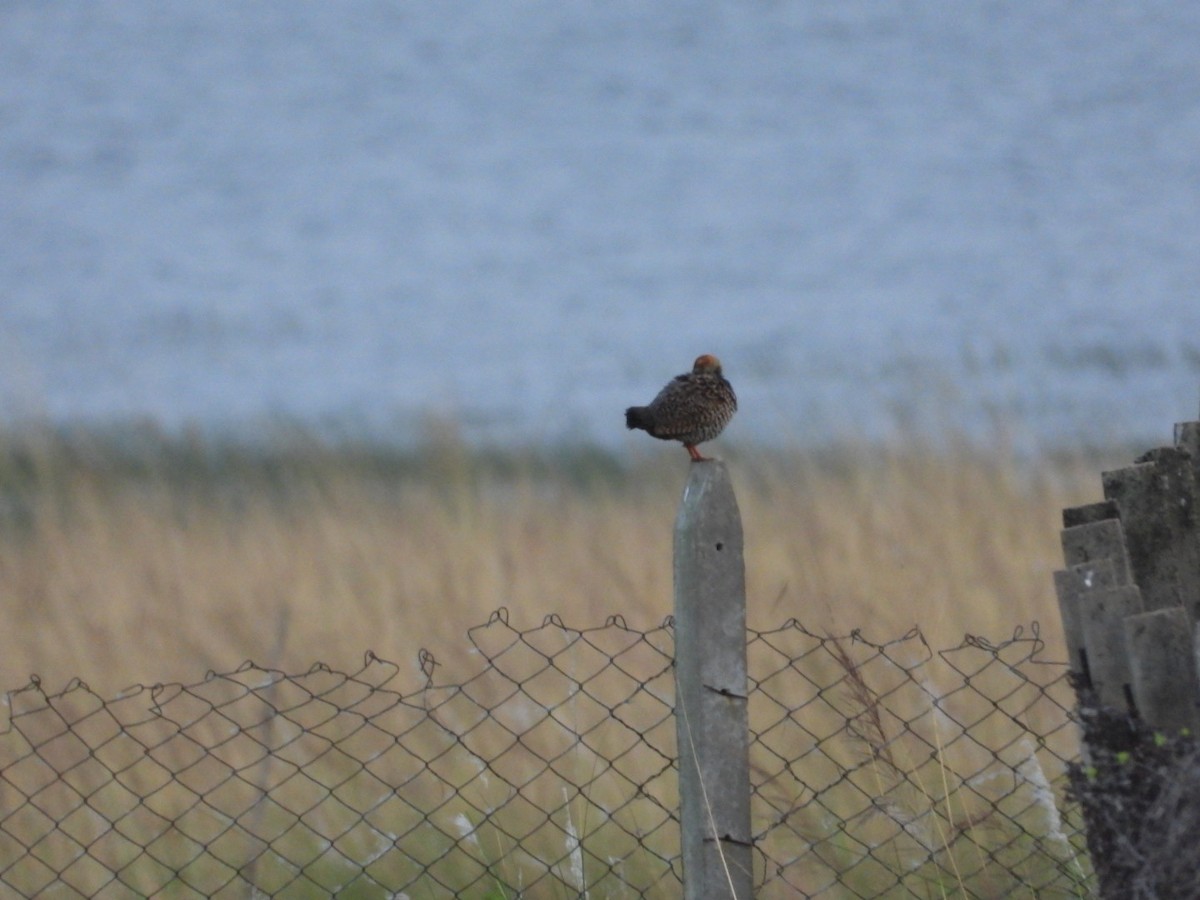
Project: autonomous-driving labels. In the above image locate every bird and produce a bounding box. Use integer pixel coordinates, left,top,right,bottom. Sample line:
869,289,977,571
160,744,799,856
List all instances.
625,354,737,461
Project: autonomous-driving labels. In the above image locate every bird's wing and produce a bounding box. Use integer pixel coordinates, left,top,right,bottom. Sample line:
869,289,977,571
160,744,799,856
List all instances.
645,376,697,437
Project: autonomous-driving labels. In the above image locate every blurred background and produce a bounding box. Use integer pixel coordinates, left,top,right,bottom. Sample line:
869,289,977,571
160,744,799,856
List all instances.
4,1,1200,451
3,3,1200,690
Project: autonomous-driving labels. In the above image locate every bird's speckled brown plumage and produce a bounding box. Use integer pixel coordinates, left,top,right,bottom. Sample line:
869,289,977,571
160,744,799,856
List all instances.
625,354,737,461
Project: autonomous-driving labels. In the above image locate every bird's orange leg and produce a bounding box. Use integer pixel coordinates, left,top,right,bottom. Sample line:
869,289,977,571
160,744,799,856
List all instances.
686,444,706,461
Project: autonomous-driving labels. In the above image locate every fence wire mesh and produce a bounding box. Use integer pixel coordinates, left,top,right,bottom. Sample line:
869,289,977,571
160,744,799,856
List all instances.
1,611,1091,898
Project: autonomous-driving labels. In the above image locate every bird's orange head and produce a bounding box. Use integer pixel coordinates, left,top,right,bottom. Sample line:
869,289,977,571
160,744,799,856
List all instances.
692,354,723,374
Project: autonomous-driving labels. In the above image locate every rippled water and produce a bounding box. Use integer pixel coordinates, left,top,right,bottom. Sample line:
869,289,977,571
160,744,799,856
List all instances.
4,2,1200,449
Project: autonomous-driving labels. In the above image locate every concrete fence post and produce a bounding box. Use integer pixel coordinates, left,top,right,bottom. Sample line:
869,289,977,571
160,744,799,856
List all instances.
1053,414,1200,898
1123,606,1200,733
1101,448,1200,615
673,460,754,900
1053,558,1118,677
1054,424,1200,730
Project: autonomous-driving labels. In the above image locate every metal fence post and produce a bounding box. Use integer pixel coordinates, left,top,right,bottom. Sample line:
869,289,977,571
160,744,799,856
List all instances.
673,460,754,899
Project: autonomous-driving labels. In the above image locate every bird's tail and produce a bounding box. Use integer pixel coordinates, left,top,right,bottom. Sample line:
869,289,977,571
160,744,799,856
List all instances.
625,406,653,432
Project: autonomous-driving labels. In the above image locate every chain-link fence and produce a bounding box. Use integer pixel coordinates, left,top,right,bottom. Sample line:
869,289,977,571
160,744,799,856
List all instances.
1,611,1091,898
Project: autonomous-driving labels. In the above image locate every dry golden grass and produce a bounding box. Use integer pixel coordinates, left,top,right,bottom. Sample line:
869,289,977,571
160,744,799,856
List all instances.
0,426,1122,695
2,426,1113,895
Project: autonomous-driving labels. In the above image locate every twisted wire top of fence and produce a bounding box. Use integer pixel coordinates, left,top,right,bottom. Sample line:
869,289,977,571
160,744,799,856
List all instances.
1,611,1090,899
